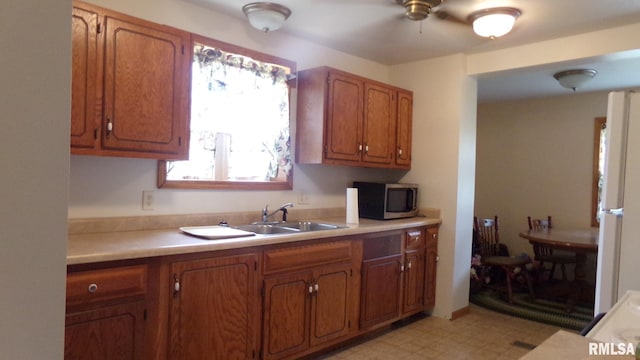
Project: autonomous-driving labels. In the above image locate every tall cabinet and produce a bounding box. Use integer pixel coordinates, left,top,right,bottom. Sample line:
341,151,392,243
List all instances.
71,1,190,159
296,66,413,169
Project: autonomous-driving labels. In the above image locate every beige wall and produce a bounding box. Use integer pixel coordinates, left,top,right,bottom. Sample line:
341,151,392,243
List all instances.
0,0,70,357
475,92,608,258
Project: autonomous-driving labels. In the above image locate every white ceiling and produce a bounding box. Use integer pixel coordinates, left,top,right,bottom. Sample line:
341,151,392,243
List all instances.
186,0,640,102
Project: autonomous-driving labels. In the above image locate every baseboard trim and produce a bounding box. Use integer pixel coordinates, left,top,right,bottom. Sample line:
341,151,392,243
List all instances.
451,306,470,320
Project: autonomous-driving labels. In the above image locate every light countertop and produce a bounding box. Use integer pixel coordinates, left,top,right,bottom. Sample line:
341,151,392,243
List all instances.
67,216,440,265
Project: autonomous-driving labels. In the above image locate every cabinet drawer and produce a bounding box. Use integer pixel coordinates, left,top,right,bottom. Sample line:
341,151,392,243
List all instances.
66,264,147,307
405,229,424,249
263,241,352,275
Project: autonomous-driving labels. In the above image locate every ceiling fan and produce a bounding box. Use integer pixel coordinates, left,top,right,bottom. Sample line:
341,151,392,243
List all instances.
396,0,467,24
395,0,522,38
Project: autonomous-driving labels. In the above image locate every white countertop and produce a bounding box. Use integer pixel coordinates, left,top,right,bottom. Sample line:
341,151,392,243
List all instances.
67,216,440,265
587,290,640,344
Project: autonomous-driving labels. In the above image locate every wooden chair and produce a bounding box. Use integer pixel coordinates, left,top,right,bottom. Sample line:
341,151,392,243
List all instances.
527,216,576,282
474,216,535,303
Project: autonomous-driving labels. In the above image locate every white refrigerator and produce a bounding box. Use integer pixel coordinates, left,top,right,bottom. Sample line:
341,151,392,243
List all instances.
595,90,640,314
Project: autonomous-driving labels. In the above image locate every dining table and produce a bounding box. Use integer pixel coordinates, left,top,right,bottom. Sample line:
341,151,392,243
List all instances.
519,228,599,311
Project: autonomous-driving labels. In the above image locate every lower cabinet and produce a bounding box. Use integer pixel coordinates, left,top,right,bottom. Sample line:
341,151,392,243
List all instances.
263,262,353,359
65,301,146,360
168,253,260,360
65,224,438,359
64,264,148,360
425,226,439,309
402,229,426,315
262,240,358,360
360,232,403,329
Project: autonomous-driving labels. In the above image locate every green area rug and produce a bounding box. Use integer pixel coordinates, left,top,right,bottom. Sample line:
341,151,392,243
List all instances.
470,290,595,331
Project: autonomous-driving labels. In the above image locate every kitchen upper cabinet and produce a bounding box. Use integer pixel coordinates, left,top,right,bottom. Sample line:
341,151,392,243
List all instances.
71,1,190,160
395,90,413,169
296,66,413,169
262,240,358,360
64,264,148,360
169,253,260,360
71,5,99,148
425,226,439,309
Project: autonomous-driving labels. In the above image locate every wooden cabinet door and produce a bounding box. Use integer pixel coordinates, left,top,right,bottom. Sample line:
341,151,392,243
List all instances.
325,72,363,163
170,253,259,360
360,254,402,328
425,227,439,309
395,90,413,168
65,300,145,360
263,271,311,360
403,249,425,314
309,262,353,347
102,14,189,158
362,83,394,166
71,5,99,149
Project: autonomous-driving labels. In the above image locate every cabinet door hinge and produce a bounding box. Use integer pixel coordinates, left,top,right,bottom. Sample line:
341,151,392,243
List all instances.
350,269,353,277
96,22,102,34
181,45,185,55
254,261,258,271
178,136,182,146
261,286,265,298
93,128,98,140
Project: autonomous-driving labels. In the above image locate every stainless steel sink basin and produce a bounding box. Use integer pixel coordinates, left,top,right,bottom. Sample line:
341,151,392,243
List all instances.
275,221,346,232
233,224,300,235
232,221,346,235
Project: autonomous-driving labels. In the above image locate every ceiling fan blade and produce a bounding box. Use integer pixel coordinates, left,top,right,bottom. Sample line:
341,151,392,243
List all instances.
433,9,469,25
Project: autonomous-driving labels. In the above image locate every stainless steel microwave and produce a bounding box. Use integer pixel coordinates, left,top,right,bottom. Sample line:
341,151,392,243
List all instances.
353,182,418,220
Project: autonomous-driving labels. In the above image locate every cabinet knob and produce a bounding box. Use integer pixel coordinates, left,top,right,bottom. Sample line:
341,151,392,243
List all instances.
432,233,437,239
398,148,403,156
308,284,313,294
364,144,369,153
358,144,363,152
87,283,98,293
314,283,319,293
407,261,412,270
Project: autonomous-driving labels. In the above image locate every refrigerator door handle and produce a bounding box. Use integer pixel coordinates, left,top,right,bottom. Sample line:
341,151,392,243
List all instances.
603,208,624,217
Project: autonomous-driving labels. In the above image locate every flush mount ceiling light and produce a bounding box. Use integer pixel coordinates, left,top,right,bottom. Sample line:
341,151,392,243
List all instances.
242,2,291,33
468,7,521,38
553,69,598,91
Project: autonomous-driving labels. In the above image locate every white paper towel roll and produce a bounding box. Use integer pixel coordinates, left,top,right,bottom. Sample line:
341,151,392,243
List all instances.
346,188,359,224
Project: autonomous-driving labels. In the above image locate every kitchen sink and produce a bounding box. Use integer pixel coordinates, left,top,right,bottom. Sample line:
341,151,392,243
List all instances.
233,224,300,235
232,221,346,235
275,221,346,232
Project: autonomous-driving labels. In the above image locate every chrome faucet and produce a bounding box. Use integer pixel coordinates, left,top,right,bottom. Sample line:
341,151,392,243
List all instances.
262,202,294,223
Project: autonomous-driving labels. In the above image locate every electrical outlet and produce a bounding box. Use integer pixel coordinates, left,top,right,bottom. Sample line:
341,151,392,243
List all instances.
298,191,310,205
142,190,154,210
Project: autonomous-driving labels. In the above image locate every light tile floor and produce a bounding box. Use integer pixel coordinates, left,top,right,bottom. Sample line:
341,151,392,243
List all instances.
320,305,574,360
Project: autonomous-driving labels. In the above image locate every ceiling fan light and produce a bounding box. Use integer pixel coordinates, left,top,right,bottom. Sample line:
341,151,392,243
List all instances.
553,69,598,91
242,2,291,32
469,7,521,38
